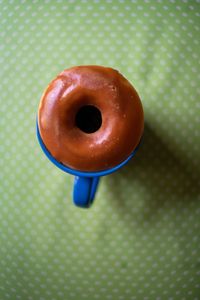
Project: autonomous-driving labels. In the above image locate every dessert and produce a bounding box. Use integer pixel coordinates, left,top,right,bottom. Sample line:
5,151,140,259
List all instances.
38,65,144,172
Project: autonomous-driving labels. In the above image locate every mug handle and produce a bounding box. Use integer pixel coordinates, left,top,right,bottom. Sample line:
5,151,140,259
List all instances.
73,176,100,208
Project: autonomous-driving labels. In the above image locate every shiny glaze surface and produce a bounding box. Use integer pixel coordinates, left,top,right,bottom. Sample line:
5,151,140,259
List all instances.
38,65,144,171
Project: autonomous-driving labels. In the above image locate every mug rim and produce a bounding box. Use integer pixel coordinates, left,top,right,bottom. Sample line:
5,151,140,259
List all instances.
36,120,140,177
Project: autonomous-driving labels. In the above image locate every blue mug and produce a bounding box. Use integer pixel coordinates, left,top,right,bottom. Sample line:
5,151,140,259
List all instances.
36,121,140,208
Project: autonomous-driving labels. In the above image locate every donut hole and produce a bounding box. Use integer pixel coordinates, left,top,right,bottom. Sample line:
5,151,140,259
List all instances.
75,105,102,134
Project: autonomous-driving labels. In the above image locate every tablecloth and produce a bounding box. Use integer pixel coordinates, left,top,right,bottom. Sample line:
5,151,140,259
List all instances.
1,0,200,299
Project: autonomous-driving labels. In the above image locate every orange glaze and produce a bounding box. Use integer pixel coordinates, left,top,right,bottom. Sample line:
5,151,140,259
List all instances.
38,65,144,172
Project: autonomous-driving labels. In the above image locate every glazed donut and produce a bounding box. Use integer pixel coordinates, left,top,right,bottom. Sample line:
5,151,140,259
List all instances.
38,65,144,172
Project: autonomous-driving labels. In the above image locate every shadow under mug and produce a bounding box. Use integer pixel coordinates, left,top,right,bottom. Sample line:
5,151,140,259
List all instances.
36,121,140,208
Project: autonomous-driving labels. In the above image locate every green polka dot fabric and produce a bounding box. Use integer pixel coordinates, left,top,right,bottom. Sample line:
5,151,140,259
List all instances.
1,0,200,299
